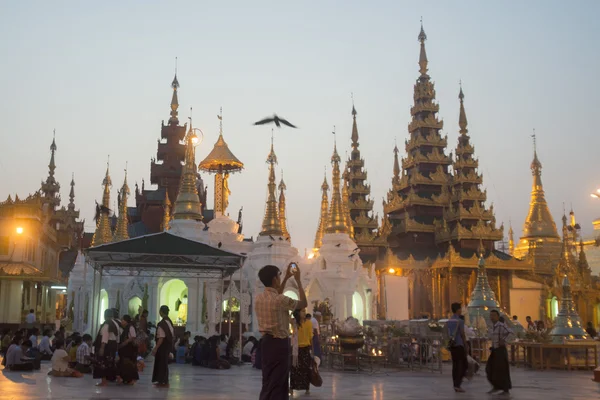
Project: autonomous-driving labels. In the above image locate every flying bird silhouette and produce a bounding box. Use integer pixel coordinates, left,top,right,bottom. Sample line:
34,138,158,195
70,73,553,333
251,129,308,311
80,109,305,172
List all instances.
267,244,273,248
217,242,222,248
335,243,341,247
269,235,275,241
279,237,284,241
254,114,297,128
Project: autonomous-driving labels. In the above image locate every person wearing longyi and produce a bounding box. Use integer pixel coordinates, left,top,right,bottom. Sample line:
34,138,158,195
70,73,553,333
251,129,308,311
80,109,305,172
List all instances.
255,263,307,400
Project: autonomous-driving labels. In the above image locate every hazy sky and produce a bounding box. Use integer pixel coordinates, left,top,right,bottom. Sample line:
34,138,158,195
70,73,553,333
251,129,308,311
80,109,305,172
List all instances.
2,2,600,253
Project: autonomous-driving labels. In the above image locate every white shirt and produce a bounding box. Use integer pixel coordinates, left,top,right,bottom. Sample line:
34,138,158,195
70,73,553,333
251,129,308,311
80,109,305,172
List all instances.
25,313,36,324
242,341,254,357
100,321,120,344
156,320,174,339
311,317,320,334
29,334,38,348
51,349,69,372
464,325,476,340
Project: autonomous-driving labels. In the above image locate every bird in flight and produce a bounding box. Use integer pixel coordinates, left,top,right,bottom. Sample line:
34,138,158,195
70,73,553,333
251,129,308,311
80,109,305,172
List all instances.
254,114,297,128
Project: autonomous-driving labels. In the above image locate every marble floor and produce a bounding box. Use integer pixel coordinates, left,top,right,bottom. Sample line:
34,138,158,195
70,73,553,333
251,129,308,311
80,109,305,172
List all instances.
1,360,599,400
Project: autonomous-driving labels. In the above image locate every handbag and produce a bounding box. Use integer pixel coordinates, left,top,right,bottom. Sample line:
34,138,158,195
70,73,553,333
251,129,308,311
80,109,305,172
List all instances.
309,357,323,387
446,320,460,350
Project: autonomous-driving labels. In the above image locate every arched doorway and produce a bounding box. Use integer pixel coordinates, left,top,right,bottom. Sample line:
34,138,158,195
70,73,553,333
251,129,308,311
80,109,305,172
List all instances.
352,291,364,323
160,279,188,324
99,289,108,327
284,290,299,301
128,296,142,317
551,296,559,320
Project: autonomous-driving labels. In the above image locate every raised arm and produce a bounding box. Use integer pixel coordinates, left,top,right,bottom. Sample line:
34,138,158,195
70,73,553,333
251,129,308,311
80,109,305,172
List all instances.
294,267,308,310
278,263,294,294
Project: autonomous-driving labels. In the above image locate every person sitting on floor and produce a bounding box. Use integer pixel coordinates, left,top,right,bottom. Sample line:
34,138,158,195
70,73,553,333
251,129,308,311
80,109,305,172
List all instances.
49,339,82,377
225,337,240,365
75,334,93,374
191,336,207,366
69,336,82,368
242,337,257,363
28,328,40,349
1,329,12,355
39,329,53,360
207,336,230,369
6,339,35,371
176,339,188,364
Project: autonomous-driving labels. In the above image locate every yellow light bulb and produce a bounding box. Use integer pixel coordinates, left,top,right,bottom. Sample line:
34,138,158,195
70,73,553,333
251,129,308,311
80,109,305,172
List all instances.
16,227,23,235
388,268,395,274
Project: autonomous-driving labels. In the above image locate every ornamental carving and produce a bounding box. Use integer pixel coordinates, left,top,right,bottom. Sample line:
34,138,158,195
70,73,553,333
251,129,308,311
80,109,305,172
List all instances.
456,143,475,155
350,182,371,194
410,102,439,116
413,81,436,100
451,187,487,202
454,157,479,170
429,165,449,184
454,170,483,185
348,170,367,181
351,197,374,210
408,115,444,134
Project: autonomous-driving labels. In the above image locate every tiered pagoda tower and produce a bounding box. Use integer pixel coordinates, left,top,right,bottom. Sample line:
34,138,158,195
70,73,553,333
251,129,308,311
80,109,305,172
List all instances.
344,104,385,263
383,23,452,256
131,74,207,235
436,86,503,252
325,139,349,235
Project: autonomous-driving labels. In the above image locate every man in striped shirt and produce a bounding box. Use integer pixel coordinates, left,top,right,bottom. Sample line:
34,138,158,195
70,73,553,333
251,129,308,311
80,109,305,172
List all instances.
255,263,307,400
75,334,93,373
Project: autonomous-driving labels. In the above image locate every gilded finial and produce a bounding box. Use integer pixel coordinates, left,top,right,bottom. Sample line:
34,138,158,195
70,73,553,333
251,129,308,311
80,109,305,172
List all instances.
326,129,348,235
331,126,340,163
392,140,400,182
218,106,223,136
418,19,429,76
314,169,330,248
169,60,180,125
458,83,468,135
350,97,359,148
278,170,290,240
113,165,130,242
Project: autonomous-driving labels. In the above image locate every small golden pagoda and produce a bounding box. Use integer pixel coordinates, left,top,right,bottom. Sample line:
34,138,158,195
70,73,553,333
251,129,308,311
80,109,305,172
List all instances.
278,172,291,240
259,134,283,237
513,135,561,271
91,161,114,246
113,169,130,242
172,118,203,221
199,109,244,217
325,135,350,235
161,190,171,231
313,171,329,249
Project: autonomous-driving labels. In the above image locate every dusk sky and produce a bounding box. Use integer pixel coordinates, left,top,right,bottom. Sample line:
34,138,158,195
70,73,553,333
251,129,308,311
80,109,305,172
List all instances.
1,1,599,253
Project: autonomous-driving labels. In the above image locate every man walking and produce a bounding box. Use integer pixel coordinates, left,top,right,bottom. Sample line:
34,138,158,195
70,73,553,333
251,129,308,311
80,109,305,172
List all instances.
446,302,467,393
487,309,513,395
255,263,307,400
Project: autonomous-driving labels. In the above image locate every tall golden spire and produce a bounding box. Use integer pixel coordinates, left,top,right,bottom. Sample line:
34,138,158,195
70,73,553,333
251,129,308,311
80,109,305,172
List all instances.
522,133,559,239
172,113,203,220
458,83,468,135
314,169,330,249
113,167,130,242
278,171,290,240
91,159,113,246
168,60,180,126
326,128,349,234
41,130,61,212
342,167,354,236
260,132,282,236
392,141,400,184
162,190,171,231
418,19,428,77
508,222,514,256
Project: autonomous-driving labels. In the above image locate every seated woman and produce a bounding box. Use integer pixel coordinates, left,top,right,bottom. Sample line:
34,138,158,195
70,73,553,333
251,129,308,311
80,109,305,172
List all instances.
49,340,82,377
176,339,188,364
68,336,82,368
242,337,257,363
225,337,240,365
38,330,54,360
191,336,207,366
207,336,230,369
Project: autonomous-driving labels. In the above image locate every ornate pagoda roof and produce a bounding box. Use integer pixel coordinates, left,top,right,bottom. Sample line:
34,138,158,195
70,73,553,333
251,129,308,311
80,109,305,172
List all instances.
199,133,244,172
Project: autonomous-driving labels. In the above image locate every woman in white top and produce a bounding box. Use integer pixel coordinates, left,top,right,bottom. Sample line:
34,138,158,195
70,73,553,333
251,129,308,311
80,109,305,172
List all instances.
50,339,79,377
118,315,139,385
93,309,120,386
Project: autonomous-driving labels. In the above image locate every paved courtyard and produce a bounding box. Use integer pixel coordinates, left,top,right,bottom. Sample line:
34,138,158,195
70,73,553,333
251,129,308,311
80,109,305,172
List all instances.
1,360,599,400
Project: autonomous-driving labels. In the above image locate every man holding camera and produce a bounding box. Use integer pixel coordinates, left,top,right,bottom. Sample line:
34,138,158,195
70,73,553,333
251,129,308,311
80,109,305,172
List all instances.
255,262,307,400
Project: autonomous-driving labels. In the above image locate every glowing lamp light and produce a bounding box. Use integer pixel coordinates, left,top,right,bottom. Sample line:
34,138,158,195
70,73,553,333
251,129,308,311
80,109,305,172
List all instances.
308,252,315,259
378,350,382,356
388,268,395,274
191,135,199,145
16,227,23,235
